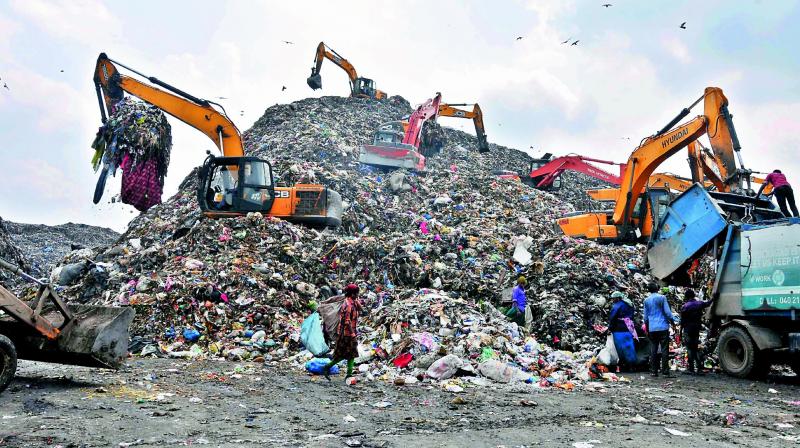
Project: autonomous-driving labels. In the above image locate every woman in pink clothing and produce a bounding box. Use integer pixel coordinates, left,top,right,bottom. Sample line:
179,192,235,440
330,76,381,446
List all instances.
758,169,799,217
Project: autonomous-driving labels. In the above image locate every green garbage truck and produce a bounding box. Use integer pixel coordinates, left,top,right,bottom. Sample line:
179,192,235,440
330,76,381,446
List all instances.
647,183,798,378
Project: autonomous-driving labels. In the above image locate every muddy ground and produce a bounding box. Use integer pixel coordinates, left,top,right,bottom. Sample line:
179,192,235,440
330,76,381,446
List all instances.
1,358,799,447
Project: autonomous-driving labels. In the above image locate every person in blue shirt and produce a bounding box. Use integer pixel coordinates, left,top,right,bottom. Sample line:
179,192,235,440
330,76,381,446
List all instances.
608,291,637,369
505,276,527,327
643,282,677,377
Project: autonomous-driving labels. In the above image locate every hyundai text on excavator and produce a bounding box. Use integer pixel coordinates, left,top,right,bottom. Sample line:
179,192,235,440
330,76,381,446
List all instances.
557,87,777,242
358,93,442,171
437,103,489,153
306,42,386,100
94,53,342,227
524,153,626,190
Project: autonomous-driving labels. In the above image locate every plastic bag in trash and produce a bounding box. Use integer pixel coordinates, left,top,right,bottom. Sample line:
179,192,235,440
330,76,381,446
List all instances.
426,354,463,380
306,358,339,375
300,312,329,356
477,359,529,383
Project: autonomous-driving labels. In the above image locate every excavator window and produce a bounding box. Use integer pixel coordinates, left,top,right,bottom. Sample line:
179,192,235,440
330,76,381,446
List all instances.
240,160,273,209
207,164,238,211
200,156,275,214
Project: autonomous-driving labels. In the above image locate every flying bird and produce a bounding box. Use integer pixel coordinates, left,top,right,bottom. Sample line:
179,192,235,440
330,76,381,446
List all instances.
571,40,580,46
60,69,64,73
281,86,287,91
516,36,524,40
2,83,8,90
216,96,228,100
602,3,612,7
680,22,687,29
561,37,571,44
282,40,294,45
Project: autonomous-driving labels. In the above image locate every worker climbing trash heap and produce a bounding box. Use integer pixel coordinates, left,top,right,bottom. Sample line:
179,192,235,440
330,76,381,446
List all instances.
91,97,173,211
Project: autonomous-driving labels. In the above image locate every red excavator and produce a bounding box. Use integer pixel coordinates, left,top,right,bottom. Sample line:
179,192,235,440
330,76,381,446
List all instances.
523,153,626,189
358,93,442,171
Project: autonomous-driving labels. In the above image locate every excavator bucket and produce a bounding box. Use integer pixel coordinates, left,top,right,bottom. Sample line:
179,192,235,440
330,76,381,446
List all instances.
1,304,134,369
307,73,322,90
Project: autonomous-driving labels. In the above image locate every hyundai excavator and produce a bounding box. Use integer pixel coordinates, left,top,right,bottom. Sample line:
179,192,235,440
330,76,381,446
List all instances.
524,154,626,190
94,53,342,227
359,93,442,171
437,103,489,153
306,42,386,100
586,142,773,202
558,87,778,242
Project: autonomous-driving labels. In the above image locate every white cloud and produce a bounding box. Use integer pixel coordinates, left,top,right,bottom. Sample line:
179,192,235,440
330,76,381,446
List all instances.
663,37,691,63
9,0,121,46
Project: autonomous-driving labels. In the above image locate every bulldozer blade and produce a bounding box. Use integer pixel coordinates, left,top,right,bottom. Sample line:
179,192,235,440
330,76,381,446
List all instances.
306,73,322,90
7,305,134,369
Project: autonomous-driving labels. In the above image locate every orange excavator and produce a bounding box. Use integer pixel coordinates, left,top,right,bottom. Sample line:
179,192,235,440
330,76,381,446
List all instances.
94,53,342,227
586,143,773,202
306,42,387,100
437,103,489,153
558,87,773,242
358,93,442,171
586,172,696,202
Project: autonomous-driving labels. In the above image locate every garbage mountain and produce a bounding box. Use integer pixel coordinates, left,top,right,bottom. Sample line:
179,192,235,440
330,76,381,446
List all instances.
0,217,27,287
51,95,655,370
4,221,119,277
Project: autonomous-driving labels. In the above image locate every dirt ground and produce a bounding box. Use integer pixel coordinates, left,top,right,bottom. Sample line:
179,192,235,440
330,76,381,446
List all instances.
1,358,799,447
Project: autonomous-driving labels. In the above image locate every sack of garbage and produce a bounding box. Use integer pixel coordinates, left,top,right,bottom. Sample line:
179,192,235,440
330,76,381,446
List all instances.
477,359,528,383
426,354,463,380
318,294,345,340
305,358,339,375
300,312,329,356
597,334,619,366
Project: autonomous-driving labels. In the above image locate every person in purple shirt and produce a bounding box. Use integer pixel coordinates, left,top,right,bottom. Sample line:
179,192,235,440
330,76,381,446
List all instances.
680,289,711,375
505,276,527,327
758,169,798,217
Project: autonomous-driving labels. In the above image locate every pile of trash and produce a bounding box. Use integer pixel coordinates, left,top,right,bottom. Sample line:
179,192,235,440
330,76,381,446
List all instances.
50,95,656,385
3,221,119,277
91,97,173,211
0,217,27,286
301,289,598,389
549,171,615,211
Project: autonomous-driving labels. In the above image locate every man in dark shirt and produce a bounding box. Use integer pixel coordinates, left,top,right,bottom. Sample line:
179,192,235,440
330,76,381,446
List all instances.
680,289,711,375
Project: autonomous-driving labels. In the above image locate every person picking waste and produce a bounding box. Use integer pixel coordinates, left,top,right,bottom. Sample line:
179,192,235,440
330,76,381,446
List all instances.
504,276,527,327
643,282,678,377
608,291,638,369
323,283,363,382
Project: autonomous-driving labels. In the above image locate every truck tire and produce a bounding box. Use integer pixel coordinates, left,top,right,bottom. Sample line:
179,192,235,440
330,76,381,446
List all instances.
0,334,17,393
718,326,770,378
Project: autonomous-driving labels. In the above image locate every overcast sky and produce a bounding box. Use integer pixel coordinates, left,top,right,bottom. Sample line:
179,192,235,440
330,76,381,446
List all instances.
1,0,798,232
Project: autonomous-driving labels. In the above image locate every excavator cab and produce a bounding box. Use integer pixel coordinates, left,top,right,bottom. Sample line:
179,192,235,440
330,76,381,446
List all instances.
353,77,386,100
198,156,275,215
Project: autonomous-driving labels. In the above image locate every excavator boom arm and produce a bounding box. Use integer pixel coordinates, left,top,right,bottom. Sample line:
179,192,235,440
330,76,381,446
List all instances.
310,42,358,83
94,53,243,157
529,155,625,188
438,103,489,152
403,93,442,147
